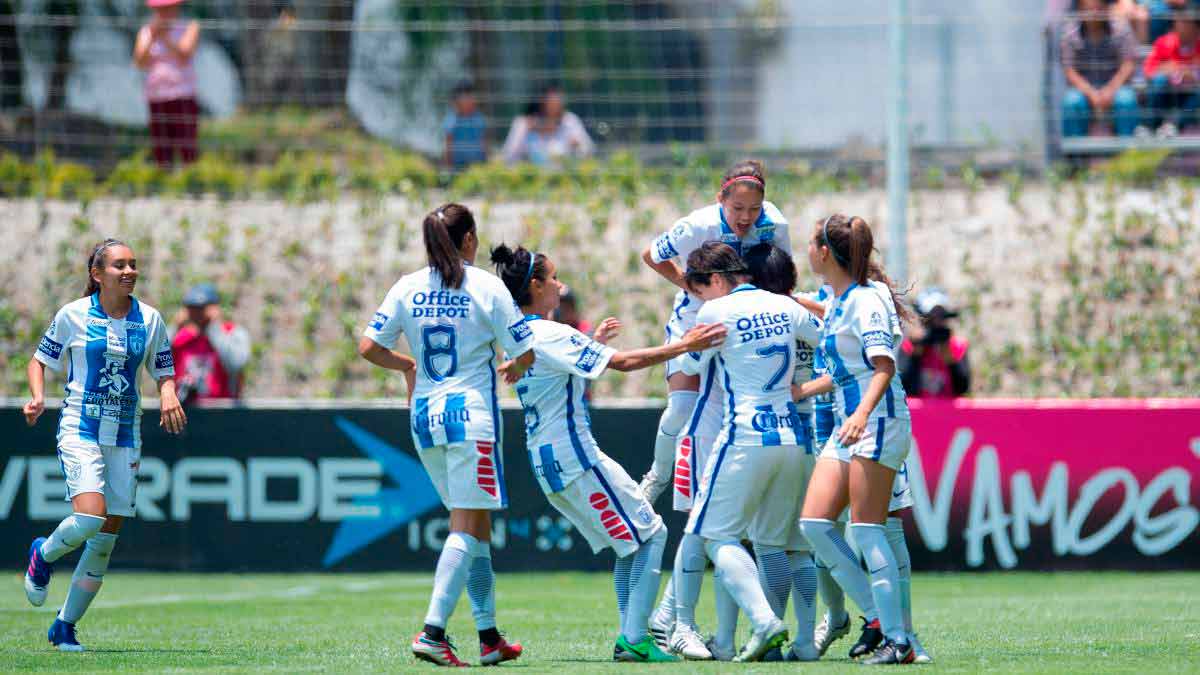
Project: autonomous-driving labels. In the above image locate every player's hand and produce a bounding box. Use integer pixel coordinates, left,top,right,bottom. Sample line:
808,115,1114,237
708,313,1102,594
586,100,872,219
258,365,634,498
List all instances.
838,411,867,445
498,358,524,384
159,392,187,435
22,398,44,427
791,383,805,402
592,317,621,344
680,323,726,351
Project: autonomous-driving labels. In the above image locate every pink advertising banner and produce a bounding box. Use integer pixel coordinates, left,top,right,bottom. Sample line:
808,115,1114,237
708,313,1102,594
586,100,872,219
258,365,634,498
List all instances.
903,399,1200,570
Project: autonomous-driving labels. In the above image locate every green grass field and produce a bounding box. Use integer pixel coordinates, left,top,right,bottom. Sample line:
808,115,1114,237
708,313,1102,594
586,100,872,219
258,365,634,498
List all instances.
1,571,1197,673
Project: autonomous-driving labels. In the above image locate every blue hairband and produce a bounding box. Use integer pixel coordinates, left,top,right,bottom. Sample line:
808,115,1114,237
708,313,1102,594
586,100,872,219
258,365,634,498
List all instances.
521,252,538,291
822,215,848,267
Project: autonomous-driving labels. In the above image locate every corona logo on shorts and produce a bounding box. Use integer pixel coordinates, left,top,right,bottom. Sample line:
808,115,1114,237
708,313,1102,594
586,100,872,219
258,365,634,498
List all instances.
674,437,693,498
476,441,497,497
588,492,632,542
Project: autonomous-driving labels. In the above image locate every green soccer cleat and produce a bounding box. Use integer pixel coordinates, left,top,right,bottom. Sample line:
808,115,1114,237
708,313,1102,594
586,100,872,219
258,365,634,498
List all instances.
613,634,680,663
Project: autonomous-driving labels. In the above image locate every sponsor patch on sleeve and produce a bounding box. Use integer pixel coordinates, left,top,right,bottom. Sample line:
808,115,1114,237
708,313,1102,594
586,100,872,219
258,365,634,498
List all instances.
653,234,678,261
368,312,388,331
862,330,893,350
508,318,532,343
155,350,174,370
37,336,63,360
575,343,604,373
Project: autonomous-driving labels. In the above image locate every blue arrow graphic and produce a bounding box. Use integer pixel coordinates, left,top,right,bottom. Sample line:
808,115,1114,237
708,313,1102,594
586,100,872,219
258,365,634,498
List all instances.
322,417,443,567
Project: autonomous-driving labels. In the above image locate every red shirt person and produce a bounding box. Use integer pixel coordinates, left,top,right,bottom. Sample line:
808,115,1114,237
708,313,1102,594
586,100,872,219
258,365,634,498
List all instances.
171,283,251,403
899,288,970,399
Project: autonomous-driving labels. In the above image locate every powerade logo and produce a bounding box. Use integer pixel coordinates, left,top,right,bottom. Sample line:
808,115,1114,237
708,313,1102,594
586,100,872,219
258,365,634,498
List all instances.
38,336,62,360
575,344,604,373
368,312,388,331
508,318,532,343
155,350,174,370
653,234,677,261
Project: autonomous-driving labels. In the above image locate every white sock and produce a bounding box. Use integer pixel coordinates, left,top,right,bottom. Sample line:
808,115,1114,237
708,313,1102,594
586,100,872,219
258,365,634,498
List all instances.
815,556,848,625
423,531,476,629
622,528,667,644
466,538,496,631
789,552,818,651
673,532,707,629
647,392,698,495
799,518,877,621
886,516,914,634
752,543,791,619
653,571,676,628
713,568,739,653
706,539,776,633
614,554,633,624
58,532,116,624
850,522,906,644
40,513,105,564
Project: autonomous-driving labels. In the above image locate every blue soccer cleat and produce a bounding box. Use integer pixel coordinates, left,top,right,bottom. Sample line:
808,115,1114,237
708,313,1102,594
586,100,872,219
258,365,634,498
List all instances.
48,618,84,652
24,537,53,607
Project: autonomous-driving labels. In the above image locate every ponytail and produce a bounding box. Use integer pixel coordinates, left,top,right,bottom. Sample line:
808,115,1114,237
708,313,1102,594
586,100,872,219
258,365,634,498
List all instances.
422,203,475,289
83,238,126,297
818,214,913,323
846,216,872,286
867,260,915,324
490,243,547,308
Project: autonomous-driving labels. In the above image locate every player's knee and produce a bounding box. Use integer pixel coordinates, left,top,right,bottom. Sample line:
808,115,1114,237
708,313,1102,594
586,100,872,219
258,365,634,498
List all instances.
658,391,699,436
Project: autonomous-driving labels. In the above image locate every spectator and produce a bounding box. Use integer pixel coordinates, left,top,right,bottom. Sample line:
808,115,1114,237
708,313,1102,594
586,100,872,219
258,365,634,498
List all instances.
134,0,200,167
552,288,593,335
1114,0,1150,42
502,85,594,165
1144,14,1200,136
171,283,251,404
1144,0,1198,43
1061,0,1142,138
899,288,970,399
442,82,487,170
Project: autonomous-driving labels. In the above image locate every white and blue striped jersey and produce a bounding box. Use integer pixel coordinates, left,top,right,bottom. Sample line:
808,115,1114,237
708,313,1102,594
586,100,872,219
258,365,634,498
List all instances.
34,294,174,448
511,318,616,494
682,284,821,449
820,282,909,420
364,265,534,449
650,202,791,331
808,286,838,445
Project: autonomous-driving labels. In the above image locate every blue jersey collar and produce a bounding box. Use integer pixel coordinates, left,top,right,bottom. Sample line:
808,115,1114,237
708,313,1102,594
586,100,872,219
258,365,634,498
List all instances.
731,283,757,294
524,313,542,321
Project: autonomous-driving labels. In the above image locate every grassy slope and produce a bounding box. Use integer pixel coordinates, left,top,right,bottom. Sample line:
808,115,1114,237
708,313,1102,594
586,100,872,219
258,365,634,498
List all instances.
1,571,1197,673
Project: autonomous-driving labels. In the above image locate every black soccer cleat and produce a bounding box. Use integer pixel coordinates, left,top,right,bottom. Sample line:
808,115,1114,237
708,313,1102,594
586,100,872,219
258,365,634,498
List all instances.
849,617,884,659
859,637,915,665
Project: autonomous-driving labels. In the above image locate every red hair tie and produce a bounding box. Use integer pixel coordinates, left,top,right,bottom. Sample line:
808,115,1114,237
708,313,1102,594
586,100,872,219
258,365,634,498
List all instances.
720,175,764,192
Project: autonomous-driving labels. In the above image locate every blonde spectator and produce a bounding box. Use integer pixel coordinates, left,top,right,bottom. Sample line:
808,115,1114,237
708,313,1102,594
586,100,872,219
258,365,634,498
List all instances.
502,85,594,165
133,0,200,166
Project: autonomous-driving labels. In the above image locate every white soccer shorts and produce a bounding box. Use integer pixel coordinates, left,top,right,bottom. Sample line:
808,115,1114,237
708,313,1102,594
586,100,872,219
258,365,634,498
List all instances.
547,453,663,558
819,416,912,471
662,306,700,378
57,437,140,517
686,443,808,547
672,431,716,513
418,440,507,511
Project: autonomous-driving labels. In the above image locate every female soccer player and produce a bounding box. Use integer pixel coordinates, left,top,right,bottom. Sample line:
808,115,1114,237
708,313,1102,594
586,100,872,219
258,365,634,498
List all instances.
22,238,186,651
490,244,725,663
641,160,791,657
796,214,918,665
359,203,535,667
678,242,820,662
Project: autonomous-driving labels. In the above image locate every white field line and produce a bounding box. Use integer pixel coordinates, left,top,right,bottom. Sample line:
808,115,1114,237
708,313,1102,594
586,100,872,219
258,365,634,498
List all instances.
2,576,430,612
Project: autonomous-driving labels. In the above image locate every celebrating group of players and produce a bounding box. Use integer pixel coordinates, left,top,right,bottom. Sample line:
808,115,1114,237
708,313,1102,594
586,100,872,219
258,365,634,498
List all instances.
21,159,928,665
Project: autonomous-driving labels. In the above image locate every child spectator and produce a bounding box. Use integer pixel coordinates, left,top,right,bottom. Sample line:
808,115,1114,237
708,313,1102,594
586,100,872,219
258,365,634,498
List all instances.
1144,14,1200,136
171,283,251,403
899,288,970,399
1061,0,1142,137
133,0,200,167
442,82,487,170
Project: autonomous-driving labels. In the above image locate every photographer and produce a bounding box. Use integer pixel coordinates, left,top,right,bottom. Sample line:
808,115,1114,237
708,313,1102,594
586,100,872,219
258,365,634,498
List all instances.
899,288,970,398
171,283,251,404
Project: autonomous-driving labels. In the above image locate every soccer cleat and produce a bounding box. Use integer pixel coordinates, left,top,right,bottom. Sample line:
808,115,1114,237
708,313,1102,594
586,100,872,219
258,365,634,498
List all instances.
732,618,788,663
849,617,884,659
48,618,83,652
669,625,712,660
704,636,736,662
24,537,53,607
613,634,678,663
412,631,469,667
911,633,932,663
814,612,851,656
859,637,915,665
480,636,522,666
785,642,821,662
648,611,674,652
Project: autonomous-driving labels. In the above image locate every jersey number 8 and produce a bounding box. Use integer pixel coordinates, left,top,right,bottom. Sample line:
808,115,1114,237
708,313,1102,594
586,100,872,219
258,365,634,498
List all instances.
421,325,458,382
